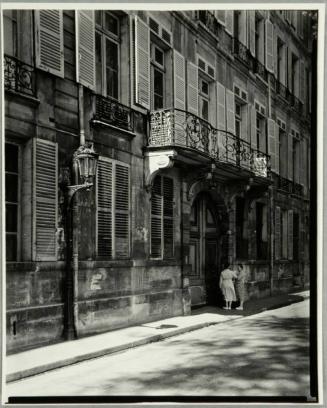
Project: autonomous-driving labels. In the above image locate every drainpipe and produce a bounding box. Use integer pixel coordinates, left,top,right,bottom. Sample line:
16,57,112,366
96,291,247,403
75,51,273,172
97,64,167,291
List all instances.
269,185,274,296
72,84,85,335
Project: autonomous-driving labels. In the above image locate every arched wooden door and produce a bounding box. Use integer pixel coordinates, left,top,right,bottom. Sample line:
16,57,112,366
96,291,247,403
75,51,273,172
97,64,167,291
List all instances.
189,193,221,306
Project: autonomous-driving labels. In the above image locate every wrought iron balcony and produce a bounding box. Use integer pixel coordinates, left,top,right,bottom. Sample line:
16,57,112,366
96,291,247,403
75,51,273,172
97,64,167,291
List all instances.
233,38,252,68
4,54,36,97
149,108,270,178
274,78,304,114
275,174,304,196
253,58,268,82
94,94,134,132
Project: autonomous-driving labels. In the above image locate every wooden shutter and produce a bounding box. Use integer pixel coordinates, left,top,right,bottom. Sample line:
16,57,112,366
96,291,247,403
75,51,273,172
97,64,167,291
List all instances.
239,11,247,45
265,19,274,73
250,105,257,150
275,206,281,260
267,119,276,172
76,10,95,90
216,82,226,160
135,16,150,109
226,89,235,134
34,139,58,261
225,11,233,35
288,209,293,260
35,10,64,77
174,50,186,110
115,164,130,258
163,177,174,258
299,60,305,103
151,176,162,258
275,122,280,175
97,159,113,258
248,11,255,57
288,133,293,180
187,61,198,115
241,105,249,143
287,47,292,90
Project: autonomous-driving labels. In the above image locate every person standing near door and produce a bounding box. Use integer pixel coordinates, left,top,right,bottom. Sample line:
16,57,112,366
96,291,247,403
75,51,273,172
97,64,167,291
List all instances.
219,264,238,310
235,263,248,311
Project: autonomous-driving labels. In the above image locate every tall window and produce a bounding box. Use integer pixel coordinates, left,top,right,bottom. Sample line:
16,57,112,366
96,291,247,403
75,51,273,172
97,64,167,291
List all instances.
235,102,242,138
281,210,288,259
151,45,165,110
279,129,288,178
6,143,20,261
291,53,298,95
95,11,120,99
256,112,266,152
3,10,17,57
256,202,267,259
277,38,285,84
97,158,130,259
151,175,174,259
293,213,299,261
255,13,264,63
199,78,209,121
292,138,300,183
236,197,248,259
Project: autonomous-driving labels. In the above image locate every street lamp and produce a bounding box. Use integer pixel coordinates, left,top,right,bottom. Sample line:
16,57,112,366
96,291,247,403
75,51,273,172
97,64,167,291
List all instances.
65,143,98,340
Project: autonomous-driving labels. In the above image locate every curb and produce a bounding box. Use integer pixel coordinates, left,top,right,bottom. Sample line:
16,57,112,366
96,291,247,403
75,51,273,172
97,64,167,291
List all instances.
7,294,308,383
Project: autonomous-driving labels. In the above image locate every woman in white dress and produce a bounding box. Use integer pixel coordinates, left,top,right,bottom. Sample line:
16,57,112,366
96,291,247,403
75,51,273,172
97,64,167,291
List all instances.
219,264,238,310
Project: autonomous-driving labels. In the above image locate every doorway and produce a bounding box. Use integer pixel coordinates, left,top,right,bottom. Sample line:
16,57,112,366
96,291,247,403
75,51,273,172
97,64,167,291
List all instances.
188,193,222,306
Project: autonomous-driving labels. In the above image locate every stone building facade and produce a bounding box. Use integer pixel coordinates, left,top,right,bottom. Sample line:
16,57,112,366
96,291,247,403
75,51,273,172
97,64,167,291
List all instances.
4,9,313,353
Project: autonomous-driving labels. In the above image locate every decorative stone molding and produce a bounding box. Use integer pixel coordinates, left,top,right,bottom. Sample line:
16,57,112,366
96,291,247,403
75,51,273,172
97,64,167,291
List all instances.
144,150,177,191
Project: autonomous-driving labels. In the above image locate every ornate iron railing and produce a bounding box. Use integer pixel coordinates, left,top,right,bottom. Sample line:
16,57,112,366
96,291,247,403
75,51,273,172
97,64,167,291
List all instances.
253,58,268,82
4,54,36,97
149,108,270,178
275,174,304,196
233,38,252,68
94,95,134,132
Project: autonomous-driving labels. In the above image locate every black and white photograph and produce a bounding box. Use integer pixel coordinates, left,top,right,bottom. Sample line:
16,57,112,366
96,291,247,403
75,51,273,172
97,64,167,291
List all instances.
1,4,324,404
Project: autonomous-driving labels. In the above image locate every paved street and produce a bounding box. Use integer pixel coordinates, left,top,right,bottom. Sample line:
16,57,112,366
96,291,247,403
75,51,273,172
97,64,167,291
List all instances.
6,299,310,398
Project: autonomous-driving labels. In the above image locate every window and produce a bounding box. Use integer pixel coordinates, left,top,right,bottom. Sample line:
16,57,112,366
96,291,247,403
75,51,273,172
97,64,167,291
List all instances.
3,10,17,57
281,210,288,259
235,102,242,138
293,213,299,261
256,202,267,259
256,112,266,152
292,138,300,183
199,78,209,121
291,53,298,96
255,13,264,62
151,175,174,259
95,11,120,99
277,38,285,84
6,143,20,261
236,197,248,259
279,128,288,178
97,158,130,259
151,45,165,110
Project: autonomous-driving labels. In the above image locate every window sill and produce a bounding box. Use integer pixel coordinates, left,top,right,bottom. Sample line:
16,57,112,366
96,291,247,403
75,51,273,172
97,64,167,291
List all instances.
91,119,136,139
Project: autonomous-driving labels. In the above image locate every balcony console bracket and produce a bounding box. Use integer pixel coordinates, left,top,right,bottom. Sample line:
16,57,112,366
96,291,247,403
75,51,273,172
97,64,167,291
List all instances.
144,150,177,192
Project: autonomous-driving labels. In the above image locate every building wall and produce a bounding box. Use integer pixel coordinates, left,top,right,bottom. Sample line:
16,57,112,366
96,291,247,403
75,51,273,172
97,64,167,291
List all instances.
5,9,313,353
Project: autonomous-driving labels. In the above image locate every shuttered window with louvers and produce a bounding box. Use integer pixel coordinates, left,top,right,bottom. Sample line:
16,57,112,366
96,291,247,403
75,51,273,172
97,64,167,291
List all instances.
267,118,276,172
134,16,150,109
115,164,130,258
248,11,255,57
265,19,274,73
163,177,174,258
34,139,58,261
151,175,174,259
97,158,130,259
225,11,234,35
151,177,162,258
187,61,198,115
35,10,64,77
275,206,281,260
288,210,294,260
226,89,235,134
97,159,113,258
76,10,96,90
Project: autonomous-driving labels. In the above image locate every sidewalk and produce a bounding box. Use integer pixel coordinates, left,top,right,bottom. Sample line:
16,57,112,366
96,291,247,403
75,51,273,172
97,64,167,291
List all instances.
6,289,309,383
